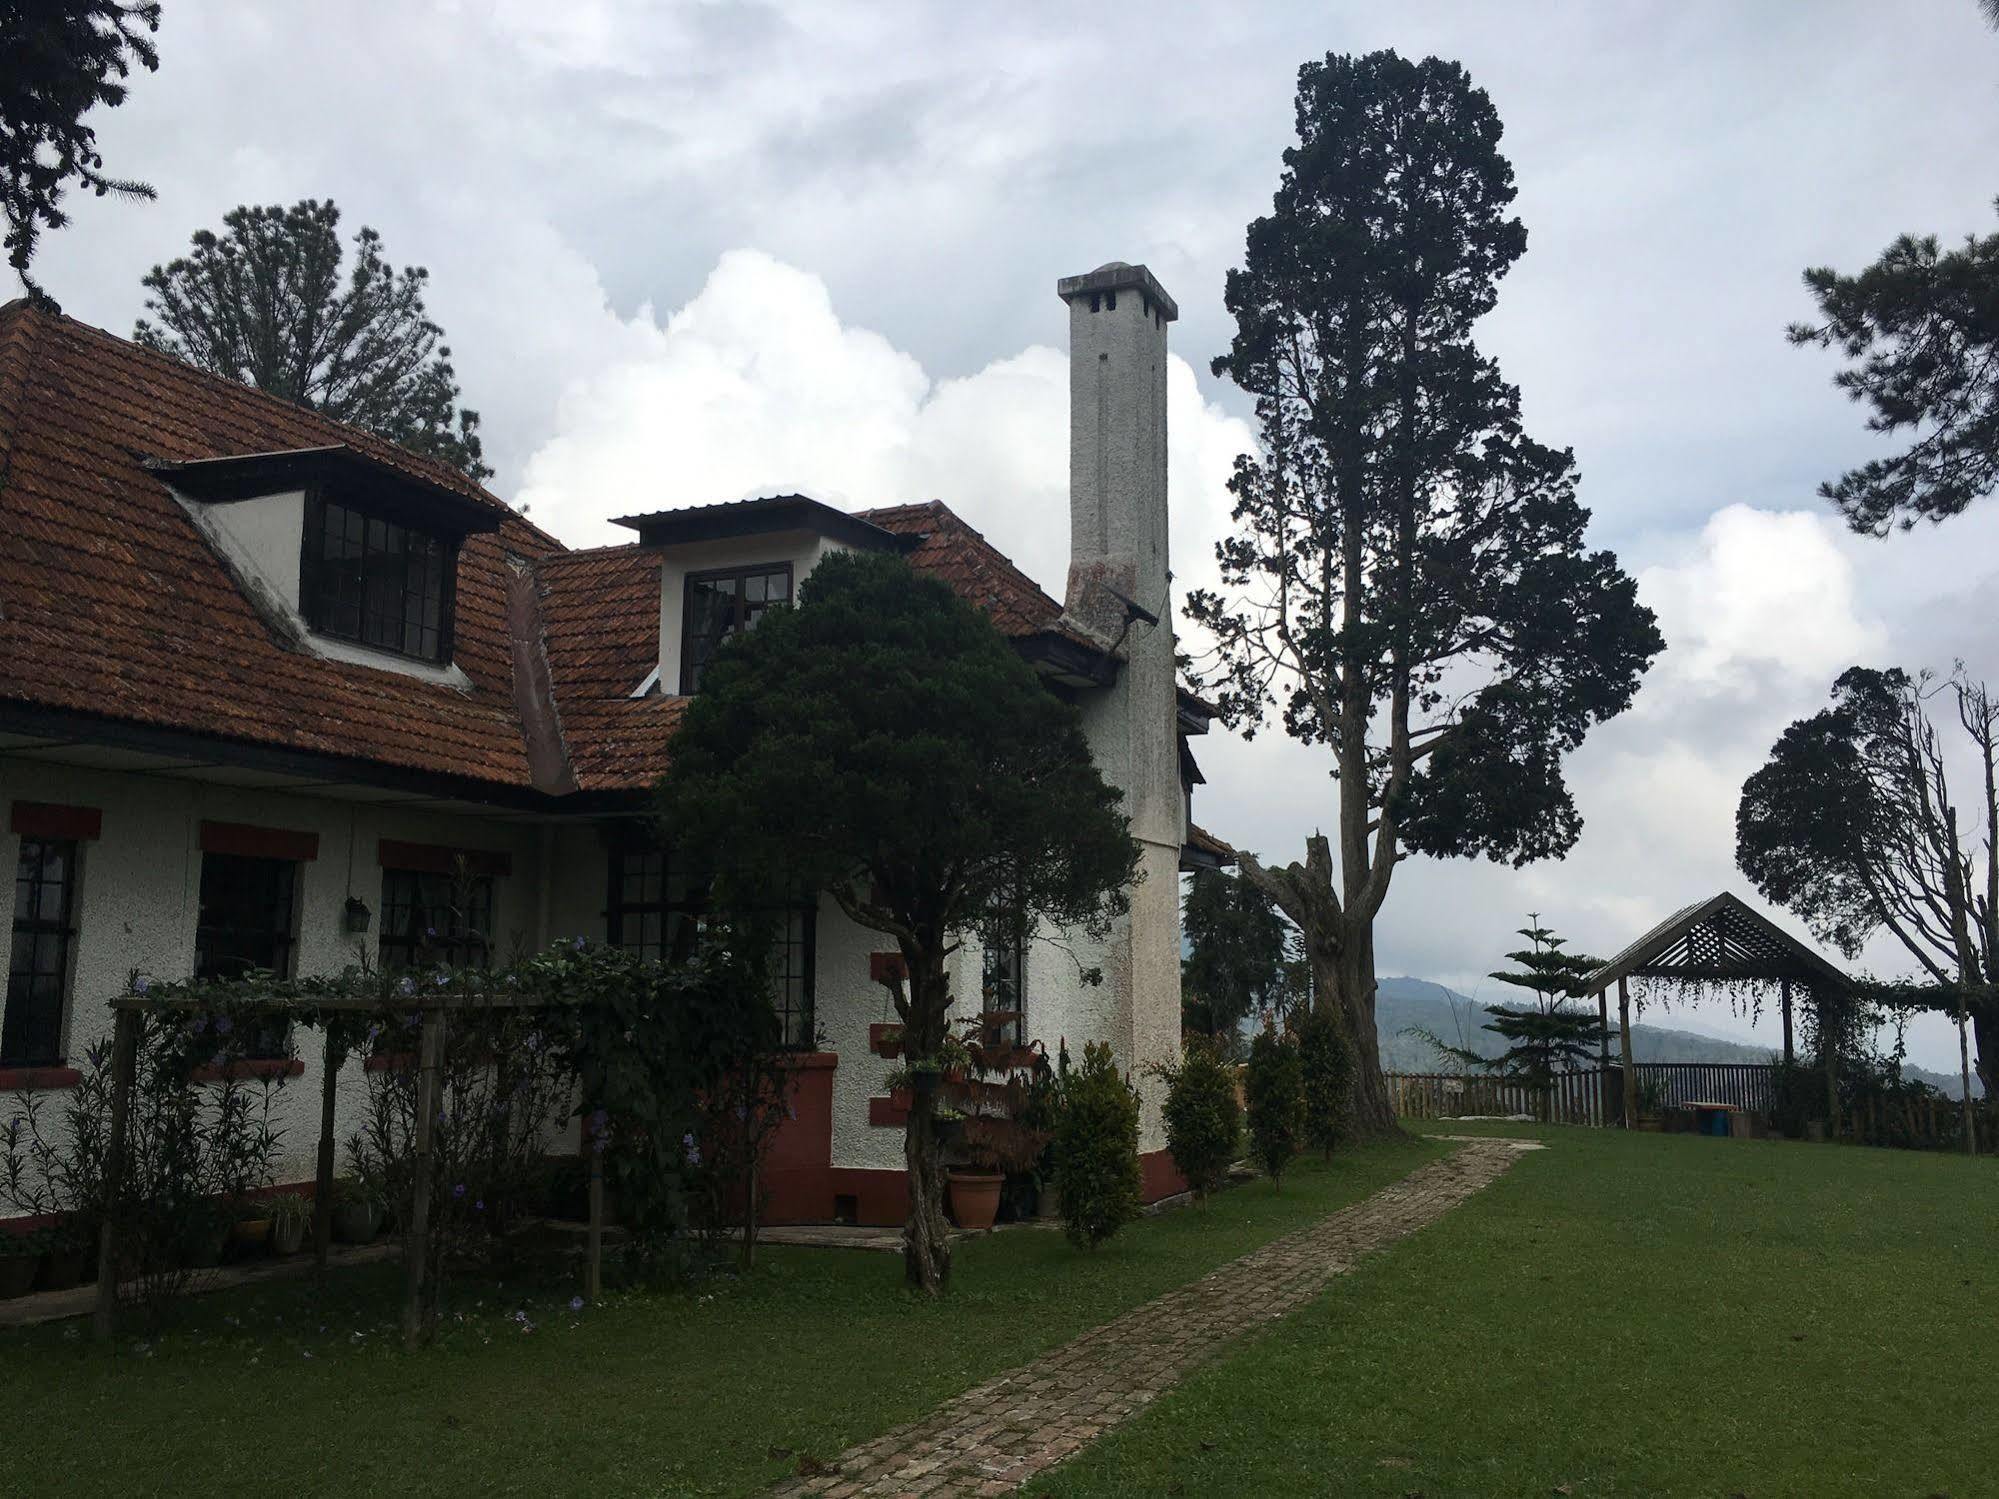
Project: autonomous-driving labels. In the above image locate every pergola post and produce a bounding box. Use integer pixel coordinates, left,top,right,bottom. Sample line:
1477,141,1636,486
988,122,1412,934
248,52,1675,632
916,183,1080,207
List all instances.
402,1006,447,1350
1617,976,1636,1130
1780,977,1794,1069
91,1006,140,1346
314,1036,344,1275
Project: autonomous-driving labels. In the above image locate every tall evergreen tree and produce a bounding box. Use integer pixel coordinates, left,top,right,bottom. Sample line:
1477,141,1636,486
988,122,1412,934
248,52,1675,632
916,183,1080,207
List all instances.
655,550,1136,1293
1189,50,1661,1135
1789,203,1999,533
2,1,159,301
1180,868,1287,1040
135,200,490,480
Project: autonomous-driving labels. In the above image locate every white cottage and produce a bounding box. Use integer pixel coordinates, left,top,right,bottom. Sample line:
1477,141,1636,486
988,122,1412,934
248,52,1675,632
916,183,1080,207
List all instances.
0,263,1229,1227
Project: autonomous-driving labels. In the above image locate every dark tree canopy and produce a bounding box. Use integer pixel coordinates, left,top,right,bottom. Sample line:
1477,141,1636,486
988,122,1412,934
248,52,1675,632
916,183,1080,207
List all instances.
1181,868,1288,1039
654,548,1136,1291
135,200,490,480
1789,205,1999,534
1190,50,1661,1132
1738,665,1999,1099
2,1,159,299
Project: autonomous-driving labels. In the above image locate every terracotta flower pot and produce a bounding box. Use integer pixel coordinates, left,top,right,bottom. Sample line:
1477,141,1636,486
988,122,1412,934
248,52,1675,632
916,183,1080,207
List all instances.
946,1170,1004,1232
228,1218,272,1257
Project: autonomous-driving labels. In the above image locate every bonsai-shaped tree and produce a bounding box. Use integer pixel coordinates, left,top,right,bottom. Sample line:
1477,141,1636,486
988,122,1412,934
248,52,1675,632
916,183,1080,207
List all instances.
656,550,1136,1293
1155,1036,1241,1201
1052,1042,1143,1250
1424,919,1604,1115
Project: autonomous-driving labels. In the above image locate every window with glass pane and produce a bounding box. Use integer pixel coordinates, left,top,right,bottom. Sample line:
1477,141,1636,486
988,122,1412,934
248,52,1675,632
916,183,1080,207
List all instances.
771,904,815,1050
378,869,495,970
680,564,792,691
301,495,451,662
194,853,297,1057
3,838,79,1065
605,847,703,963
981,922,1026,1047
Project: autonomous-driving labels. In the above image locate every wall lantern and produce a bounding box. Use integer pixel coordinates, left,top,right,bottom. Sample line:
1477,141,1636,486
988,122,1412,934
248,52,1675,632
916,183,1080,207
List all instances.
343,896,373,935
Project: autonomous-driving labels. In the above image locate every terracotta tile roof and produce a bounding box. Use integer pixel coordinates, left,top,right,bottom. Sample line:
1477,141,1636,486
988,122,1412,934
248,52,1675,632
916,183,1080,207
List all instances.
0,299,559,792
535,544,688,793
0,307,1164,804
858,501,1066,638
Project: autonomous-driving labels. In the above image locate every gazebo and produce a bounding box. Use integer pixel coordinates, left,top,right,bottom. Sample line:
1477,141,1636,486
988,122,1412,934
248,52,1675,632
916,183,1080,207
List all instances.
1586,891,1855,1129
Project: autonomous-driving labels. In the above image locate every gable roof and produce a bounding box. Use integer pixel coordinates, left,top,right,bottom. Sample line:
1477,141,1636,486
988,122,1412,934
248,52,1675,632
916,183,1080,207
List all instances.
1585,891,1853,995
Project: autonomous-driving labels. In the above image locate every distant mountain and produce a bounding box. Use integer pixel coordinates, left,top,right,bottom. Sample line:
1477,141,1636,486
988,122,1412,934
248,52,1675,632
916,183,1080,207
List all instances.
1374,976,1982,1099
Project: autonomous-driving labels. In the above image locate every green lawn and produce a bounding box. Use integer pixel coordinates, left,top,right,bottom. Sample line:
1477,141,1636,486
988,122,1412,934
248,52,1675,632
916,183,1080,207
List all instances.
1032,1123,1999,1499
1,1136,1439,1498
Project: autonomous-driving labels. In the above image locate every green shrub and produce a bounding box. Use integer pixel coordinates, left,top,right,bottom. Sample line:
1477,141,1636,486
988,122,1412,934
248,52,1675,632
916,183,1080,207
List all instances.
1245,1028,1304,1188
1052,1042,1142,1250
1156,1038,1240,1201
1296,1005,1351,1158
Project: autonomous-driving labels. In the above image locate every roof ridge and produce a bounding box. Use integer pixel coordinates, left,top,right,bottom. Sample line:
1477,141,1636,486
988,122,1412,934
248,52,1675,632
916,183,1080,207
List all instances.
0,297,48,507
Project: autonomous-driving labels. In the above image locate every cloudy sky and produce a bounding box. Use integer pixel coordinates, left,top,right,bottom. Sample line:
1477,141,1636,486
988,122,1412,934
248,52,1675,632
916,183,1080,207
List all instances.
23,1,1999,1068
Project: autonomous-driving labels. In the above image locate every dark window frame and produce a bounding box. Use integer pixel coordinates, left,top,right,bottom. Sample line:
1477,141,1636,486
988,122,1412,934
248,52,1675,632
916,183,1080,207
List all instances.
679,561,793,692
378,867,496,971
298,487,460,665
981,918,1027,1048
603,842,816,1050
3,837,80,1066
194,851,300,1059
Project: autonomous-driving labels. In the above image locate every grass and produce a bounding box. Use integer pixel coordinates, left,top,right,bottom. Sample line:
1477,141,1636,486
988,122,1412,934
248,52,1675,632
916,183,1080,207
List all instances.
1031,1122,1999,1498
0,1134,1439,1498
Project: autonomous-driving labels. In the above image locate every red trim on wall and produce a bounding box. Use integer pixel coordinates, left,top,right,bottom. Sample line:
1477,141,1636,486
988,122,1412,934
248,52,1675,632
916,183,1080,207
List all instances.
868,1023,902,1058
9,801,102,840
867,1091,912,1127
188,1058,306,1084
1139,1148,1188,1204
0,1065,82,1092
376,838,512,878
199,820,319,862
774,1051,838,1072
868,951,905,984
362,1053,414,1073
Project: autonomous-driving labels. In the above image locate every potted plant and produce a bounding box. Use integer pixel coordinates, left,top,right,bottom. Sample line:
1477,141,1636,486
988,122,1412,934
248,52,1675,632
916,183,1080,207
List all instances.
330,1177,384,1245
266,1192,311,1255
227,1198,273,1257
1636,1077,1667,1132
0,1231,41,1299
944,1014,1051,1232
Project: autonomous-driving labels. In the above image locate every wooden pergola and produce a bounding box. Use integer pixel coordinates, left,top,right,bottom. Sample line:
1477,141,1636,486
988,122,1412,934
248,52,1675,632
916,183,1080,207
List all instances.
91,989,604,1350
1585,891,1854,1129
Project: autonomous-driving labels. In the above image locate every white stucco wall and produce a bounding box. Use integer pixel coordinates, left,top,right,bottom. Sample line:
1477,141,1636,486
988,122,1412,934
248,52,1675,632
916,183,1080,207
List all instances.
0,760,552,1215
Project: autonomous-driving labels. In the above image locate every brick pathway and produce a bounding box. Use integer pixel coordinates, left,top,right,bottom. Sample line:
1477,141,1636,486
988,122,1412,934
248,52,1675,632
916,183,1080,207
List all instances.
769,1137,1536,1498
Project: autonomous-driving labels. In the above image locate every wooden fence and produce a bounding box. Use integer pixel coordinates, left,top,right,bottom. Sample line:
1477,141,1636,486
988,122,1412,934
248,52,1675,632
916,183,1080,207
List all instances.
1385,1070,1609,1127
1630,1062,1777,1115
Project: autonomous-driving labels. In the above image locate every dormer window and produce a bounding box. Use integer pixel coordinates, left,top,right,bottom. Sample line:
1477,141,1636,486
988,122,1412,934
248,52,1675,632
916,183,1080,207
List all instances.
301,495,454,663
682,563,791,692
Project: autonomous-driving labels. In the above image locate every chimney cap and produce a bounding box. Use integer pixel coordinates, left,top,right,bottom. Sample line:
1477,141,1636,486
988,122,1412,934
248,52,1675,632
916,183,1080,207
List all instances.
1056,262,1178,322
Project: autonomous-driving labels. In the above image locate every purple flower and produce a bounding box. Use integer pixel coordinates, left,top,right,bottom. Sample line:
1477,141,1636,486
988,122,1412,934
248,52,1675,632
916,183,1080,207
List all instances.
474,1199,485,1213
214,1015,233,1036
398,977,416,998
682,1131,701,1168
132,976,150,995
572,936,586,951
452,1183,466,1199
425,926,438,939
588,1108,609,1136
569,1295,584,1312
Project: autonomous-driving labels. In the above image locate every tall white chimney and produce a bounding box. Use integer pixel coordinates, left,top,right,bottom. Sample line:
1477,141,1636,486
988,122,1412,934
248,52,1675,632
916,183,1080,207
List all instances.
1054,261,1183,1157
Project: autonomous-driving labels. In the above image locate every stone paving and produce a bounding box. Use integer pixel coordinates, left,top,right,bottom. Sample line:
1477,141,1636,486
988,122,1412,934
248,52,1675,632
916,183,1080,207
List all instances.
769,1136,1536,1498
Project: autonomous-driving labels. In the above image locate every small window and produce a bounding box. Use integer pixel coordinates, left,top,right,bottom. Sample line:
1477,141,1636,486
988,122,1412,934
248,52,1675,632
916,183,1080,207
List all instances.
300,494,454,662
379,869,495,970
195,852,299,1058
772,904,815,1051
3,838,79,1066
681,563,792,692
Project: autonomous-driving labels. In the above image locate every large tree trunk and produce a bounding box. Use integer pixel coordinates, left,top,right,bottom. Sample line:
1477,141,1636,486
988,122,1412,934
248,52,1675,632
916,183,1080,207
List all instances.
1974,1004,1998,1107
1331,922,1397,1137
899,949,953,1294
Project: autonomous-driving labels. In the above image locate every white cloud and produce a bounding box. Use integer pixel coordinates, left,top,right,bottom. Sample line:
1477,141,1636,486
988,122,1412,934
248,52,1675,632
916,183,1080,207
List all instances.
514,250,1255,598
